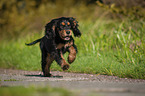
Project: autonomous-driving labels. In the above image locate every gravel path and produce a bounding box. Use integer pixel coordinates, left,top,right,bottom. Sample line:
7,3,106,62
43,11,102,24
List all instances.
0,68,145,96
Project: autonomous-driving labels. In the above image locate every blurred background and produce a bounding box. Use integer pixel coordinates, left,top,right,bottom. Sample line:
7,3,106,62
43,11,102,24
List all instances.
0,0,144,39
0,0,145,79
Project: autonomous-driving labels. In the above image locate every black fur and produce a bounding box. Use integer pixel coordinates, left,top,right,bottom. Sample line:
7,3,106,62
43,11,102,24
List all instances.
26,17,81,77
25,38,42,46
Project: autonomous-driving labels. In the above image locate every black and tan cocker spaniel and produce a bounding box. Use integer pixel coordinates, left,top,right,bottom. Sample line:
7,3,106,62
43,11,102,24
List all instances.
26,17,81,77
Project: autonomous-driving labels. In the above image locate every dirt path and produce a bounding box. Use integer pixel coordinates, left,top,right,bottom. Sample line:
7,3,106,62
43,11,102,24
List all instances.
0,68,145,96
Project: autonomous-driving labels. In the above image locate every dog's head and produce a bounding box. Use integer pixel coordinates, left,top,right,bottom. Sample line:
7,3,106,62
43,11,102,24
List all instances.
45,17,81,40
57,19,72,41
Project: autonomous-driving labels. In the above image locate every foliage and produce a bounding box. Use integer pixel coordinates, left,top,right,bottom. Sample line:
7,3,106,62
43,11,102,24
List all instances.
0,0,145,39
0,19,144,79
0,0,95,39
97,0,145,20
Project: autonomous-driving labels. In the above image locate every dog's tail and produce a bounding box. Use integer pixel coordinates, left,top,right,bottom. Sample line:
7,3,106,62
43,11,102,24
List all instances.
25,38,41,46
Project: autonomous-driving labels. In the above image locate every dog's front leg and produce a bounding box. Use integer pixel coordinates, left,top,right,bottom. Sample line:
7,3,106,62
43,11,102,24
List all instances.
44,38,69,71
60,51,70,71
68,45,77,64
51,50,69,71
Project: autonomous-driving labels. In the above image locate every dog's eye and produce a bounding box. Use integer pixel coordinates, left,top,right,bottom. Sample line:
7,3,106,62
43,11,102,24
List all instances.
61,22,65,26
67,22,70,25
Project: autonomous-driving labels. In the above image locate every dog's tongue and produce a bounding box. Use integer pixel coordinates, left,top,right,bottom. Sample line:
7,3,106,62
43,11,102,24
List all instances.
65,37,70,40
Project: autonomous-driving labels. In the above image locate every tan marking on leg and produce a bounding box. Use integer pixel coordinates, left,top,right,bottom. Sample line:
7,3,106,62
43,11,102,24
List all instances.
68,46,76,64
60,52,69,71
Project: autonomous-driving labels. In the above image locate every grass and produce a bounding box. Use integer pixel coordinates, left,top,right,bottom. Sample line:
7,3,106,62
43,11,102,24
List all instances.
0,86,74,96
0,19,144,79
4,79,17,81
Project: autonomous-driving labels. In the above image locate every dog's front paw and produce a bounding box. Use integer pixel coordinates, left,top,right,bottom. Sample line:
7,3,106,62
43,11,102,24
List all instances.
61,63,69,71
68,55,76,64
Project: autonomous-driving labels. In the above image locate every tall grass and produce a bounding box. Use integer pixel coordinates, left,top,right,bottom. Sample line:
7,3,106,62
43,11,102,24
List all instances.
0,19,144,79
77,19,145,79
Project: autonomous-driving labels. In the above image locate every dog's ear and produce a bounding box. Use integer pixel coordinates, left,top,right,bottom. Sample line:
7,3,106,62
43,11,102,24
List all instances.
69,17,81,37
45,20,56,39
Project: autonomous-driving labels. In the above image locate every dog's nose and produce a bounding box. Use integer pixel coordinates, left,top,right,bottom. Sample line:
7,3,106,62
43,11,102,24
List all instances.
66,31,70,34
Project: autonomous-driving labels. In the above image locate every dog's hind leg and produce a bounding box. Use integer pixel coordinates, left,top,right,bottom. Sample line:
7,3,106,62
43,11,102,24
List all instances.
45,53,54,77
41,51,54,77
40,42,54,77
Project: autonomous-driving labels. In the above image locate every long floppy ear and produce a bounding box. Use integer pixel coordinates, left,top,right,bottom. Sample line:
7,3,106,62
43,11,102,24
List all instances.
69,17,81,37
45,20,57,39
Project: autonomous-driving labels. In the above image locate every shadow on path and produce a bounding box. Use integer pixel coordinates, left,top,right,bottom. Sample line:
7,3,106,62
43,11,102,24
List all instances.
25,74,63,78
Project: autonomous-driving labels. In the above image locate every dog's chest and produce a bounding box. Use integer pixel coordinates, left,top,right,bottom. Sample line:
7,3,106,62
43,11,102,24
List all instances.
56,43,65,49
56,41,73,49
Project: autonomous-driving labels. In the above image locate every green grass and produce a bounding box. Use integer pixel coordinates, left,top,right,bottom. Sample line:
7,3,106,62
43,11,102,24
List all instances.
0,86,73,96
4,79,17,81
0,19,145,79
